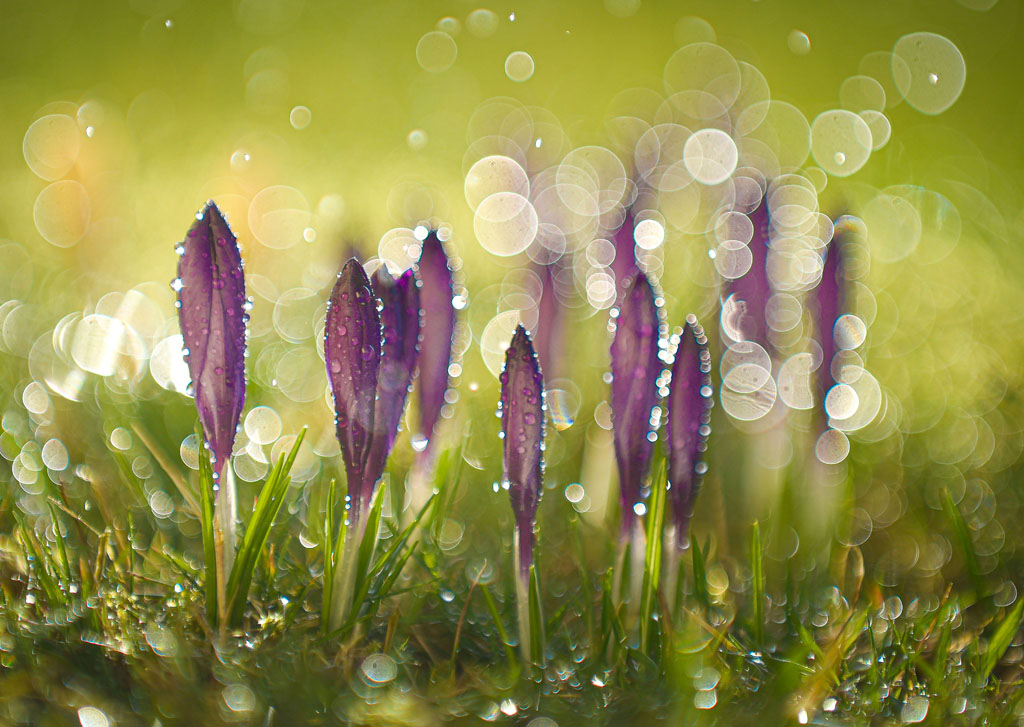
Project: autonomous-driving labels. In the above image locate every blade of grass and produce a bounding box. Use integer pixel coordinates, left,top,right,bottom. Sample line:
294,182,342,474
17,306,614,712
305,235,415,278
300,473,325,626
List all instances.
196,422,218,626
942,488,984,598
750,520,765,645
528,563,545,669
321,477,338,635
480,583,518,671
980,595,1024,683
225,428,306,627
639,455,666,654
46,502,71,582
691,535,711,610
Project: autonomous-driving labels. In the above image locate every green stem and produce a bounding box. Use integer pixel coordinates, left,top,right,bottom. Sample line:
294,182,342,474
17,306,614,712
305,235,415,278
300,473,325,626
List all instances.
328,512,368,633
514,526,531,665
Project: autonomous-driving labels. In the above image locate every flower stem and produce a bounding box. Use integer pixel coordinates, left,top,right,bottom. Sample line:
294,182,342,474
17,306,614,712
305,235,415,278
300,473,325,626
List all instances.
514,525,531,665
328,512,368,633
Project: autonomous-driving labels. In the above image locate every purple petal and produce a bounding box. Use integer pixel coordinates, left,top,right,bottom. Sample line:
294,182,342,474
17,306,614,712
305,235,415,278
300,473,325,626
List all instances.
816,220,848,406
611,209,640,293
325,258,382,519
666,315,713,541
364,267,421,486
610,272,664,536
415,231,455,450
500,324,544,577
531,262,563,380
177,201,247,480
724,197,772,349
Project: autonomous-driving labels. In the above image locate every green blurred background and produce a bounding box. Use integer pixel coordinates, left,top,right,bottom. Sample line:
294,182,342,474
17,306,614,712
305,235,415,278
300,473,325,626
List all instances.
3,0,1024,603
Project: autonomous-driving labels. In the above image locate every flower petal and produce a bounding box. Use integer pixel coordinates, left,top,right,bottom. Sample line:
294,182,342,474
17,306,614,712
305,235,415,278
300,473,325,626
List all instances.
611,209,639,293
415,231,455,450
325,258,382,517
817,219,848,404
177,201,247,480
500,324,544,575
666,314,713,540
364,267,421,487
610,272,664,534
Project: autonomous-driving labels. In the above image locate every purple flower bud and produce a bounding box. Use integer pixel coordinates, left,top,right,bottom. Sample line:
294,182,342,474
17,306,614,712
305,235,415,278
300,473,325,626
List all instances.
666,315,713,541
415,231,456,451
176,201,246,481
610,272,664,537
500,324,544,577
816,220,848,406
611,209,640,293
531,262,564,380
325,259,382,520
364,267,421,485
724,197,772,349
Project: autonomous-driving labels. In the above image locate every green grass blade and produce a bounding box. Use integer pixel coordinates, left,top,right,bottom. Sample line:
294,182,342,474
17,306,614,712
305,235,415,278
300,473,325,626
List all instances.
691,536,711,610
528,564,545,668
196,422,218,626
639,455,666,654
225,428,306,627
46,502,71,582
321,478,337,635
480,583,518,671
942,488,983,597
351,481,386,605
13,513,63,606
750,520,765,645
980,596,1024,683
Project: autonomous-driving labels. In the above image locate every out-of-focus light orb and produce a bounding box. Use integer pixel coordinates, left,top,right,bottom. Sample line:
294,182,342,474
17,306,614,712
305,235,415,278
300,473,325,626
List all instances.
505,51,535,82
720,375,777,421
466,8,499,37
34,180,90,248
787,30,810,55
41,438,69,471
248,185,311,249
77,707,110,727
858,110,891,151
834,314,867,349
480,310,521,377
862,191,922,263
778,353,816,410
23,114,80,180
839,75,886,112
634,219,665,250
473,192,538,256
810,110,872,177
892,32,966,115
437,16,462,36
407,129,428,150
150,335,192,394
825,383,859,420
713,240,753,279
416,31,457,72
289,105,312,130
245,406,283,445
605,0,640,18
815,428,850,464
684,129,738,185
465,155,529,211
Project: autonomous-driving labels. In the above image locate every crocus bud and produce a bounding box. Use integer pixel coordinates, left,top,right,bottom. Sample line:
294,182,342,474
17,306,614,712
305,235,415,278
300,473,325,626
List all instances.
325,259,382,520
666,315,713,542
816,220,847,406
610,272,664,537
500,324,545,577
414,232,455,451
176,201,247,480
611,209,640,292
364,267,421,486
